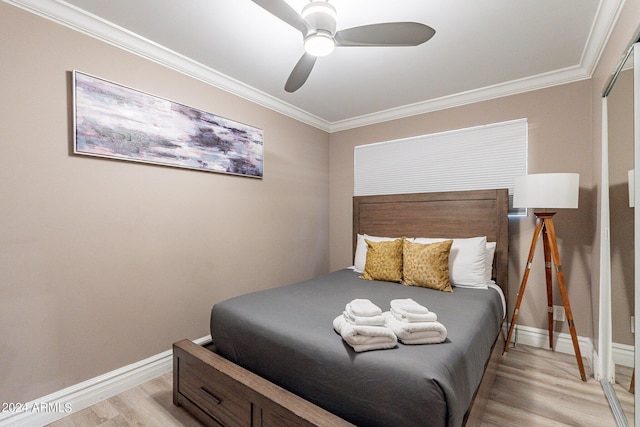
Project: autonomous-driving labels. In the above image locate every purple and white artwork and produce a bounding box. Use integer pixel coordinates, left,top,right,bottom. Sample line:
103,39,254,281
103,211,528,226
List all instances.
73,71,263,178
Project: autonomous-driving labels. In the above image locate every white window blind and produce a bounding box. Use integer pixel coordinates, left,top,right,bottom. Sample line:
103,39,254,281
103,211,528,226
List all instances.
354,118,527,214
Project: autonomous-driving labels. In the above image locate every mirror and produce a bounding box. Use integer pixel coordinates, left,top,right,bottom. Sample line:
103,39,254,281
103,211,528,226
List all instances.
598,38,640,426
608,46,635,423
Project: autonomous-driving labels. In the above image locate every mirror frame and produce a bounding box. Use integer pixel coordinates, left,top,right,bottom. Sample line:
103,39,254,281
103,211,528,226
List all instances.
601,40,639,427
634,41,640,427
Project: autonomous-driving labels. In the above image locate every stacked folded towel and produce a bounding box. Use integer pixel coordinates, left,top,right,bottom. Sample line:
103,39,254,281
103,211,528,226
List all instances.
390,298,438,323
334,299,397,352
344,298,386,326
384,298,447,344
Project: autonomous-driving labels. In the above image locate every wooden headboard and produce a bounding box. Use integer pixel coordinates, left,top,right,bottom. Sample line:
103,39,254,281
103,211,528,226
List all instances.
353,189,509,301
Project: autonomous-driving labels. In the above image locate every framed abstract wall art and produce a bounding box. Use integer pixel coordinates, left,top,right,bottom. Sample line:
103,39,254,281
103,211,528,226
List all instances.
72,70,263,178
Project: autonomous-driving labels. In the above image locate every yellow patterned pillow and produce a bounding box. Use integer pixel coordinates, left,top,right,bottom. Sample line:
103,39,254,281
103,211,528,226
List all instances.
360,238,404,283
403,239,453,292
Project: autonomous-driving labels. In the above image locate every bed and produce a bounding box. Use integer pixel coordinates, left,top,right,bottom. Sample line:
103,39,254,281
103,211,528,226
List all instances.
173,189,509,427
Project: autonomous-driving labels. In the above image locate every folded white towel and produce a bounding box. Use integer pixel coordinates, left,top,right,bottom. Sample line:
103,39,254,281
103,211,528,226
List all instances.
343,310,386,326
383,312,447,344
346,298,383,317
390,308,438,323
333,315,397,352
390,298,430,314
399,336,447,345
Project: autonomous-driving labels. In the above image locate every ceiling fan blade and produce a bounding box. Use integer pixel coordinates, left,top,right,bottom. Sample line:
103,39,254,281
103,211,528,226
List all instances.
251,0,309,35
285,53,317,93
335,22,435,47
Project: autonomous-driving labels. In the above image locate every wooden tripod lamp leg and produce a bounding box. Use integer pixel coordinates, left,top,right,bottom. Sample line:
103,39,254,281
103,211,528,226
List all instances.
544,217,587,382
542,225,554,349
503,216,544,355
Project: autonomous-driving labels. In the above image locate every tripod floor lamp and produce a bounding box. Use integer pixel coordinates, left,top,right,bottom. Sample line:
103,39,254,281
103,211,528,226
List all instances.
503,173,587,382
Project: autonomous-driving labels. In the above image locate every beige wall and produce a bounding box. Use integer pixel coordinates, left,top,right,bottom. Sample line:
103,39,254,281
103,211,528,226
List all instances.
0,4,329,403
329,81,595,338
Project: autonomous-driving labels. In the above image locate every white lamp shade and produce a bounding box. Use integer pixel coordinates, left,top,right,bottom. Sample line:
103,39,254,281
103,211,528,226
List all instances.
513,173,580,209
629,169,635,208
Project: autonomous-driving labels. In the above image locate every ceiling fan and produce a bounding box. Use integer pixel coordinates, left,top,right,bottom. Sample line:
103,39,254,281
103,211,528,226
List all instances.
251,0,436,92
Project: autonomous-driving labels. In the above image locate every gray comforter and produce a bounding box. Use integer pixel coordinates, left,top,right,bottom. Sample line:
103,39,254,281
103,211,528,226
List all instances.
210,269,503,427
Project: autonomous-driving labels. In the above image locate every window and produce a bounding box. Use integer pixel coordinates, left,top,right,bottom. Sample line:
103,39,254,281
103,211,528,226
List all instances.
354,118,527,214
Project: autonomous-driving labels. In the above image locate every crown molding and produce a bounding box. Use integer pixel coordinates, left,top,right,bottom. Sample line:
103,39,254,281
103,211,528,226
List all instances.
579,0,627,77
329,65,591,132
3,0,333,132
3,0,623,134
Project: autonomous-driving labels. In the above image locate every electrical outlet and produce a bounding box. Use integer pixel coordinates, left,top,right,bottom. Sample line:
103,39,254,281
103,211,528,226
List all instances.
553,305,566,322
632,316,635,334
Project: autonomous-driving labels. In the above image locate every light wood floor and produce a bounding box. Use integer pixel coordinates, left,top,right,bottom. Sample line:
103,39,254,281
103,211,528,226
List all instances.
48,344,631,427
483,345,633,426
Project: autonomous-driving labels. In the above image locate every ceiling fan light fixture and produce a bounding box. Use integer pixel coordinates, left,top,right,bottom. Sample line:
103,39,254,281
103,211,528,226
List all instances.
301,1,337,34
304,31,335,56
251,0,436,92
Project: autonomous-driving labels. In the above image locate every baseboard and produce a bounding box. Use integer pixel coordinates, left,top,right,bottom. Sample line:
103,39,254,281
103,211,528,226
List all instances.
504,323,594,370
613,342,634,368
0,335,211,427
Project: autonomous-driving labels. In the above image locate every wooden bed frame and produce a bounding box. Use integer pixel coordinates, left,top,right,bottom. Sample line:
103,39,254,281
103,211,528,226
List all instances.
173,188,509,427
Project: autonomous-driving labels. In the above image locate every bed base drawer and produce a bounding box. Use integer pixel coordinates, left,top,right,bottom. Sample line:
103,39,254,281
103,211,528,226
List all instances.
178,348,251,426
173,339,354,427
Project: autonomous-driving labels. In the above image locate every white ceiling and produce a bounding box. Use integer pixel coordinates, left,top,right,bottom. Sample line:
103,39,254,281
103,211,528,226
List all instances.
8,0,622,131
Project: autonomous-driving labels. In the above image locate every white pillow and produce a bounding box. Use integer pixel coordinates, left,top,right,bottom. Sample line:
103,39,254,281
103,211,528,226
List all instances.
485,242,497,283
353,234,397,273
413,236,487,287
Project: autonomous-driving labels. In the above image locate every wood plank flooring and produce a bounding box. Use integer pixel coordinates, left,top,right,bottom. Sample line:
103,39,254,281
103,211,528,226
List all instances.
483,345,633,427
48,344,629,427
